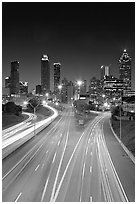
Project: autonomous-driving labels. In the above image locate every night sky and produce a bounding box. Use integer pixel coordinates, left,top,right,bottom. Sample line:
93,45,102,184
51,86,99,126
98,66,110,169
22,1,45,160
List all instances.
2,2,135,92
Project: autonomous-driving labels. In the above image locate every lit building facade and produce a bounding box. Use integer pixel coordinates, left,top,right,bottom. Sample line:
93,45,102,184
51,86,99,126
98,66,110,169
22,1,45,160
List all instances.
54,63,61,93
5,76,11,88
61,78,69,103
103,75,124,99
100,65,109,80
36,85,42,95
119,49,131,93
19,81,28,94
80,80,87,94
41,54,50,94
10,61,20,95
67,81,74,103
89,77,101,94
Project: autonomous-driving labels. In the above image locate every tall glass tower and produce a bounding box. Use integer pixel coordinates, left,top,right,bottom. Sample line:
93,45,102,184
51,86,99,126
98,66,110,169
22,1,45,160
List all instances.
119,49,131,92
41,54,50,94
54,63,61,93
10,61,19,95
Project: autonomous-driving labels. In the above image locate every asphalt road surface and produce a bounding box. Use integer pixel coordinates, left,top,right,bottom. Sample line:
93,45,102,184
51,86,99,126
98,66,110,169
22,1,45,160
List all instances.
2,106,135,202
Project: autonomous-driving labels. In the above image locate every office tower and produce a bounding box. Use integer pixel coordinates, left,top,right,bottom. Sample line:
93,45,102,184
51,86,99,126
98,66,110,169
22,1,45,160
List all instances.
119,49,131,93
36,85,42,95
100,65,109,80
67,81,74,103
19,81,28,94
80,79,87,94
10,61,19,95
89,77,101,94
5,76,11,88
54,63,61,93
41,54,50,94
103,75,124,99
61,77,69,103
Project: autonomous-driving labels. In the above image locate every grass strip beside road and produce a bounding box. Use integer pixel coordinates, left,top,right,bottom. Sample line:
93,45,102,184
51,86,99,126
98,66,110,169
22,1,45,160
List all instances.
2,113,29,130
2,106,51,130
111,118,135,156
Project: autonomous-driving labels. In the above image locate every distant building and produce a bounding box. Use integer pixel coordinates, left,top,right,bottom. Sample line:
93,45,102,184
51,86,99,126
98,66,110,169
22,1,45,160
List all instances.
36,85,42,95
67,81,74,103
119,49,131,93
80,80,87,94
100,65,109,80
89,77,101,100
103,75,124,99
19,81,28,94
10,61,20,95
54,63,61,93
61,78,69,103
5,76,11,88
2,87,10,96
41,54,50,94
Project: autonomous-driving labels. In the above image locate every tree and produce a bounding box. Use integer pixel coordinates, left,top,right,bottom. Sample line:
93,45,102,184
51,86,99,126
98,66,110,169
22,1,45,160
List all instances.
27,97,40,112
5,101,16,114
15,105,22,116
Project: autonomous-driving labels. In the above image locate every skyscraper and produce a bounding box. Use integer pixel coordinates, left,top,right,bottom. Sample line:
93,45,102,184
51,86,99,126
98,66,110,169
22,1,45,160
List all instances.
19,81,28,94
100,65,109,80
119,49,131,92
54,63,61,93
10,61,19,95
80,79,87,94
41,54,50,94
5,76,11,88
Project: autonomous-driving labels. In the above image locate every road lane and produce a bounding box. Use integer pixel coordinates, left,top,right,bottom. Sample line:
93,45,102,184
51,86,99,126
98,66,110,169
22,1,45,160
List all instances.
2,108,71,202
2,109,134,202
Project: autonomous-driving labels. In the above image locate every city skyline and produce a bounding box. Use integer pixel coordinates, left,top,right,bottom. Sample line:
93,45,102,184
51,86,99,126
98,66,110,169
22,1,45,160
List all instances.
2,2,135,92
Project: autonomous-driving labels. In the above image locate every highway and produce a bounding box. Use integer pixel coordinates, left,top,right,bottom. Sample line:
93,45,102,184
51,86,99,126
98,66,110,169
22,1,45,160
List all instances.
2,106,135,202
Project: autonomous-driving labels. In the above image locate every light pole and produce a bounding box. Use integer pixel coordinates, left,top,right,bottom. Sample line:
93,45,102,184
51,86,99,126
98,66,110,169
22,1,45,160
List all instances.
23,101,39,136
77,80,83,99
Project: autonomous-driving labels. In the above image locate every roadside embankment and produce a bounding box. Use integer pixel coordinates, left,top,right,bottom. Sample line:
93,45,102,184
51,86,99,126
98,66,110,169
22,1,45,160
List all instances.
110,117,135,156
2,113,29,130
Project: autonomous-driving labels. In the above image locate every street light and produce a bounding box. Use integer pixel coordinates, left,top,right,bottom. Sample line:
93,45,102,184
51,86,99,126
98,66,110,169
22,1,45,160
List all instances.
23,100,39,136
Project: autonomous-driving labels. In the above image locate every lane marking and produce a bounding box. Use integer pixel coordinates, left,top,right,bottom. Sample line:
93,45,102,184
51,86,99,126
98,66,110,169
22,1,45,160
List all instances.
2,113,65,180
15,192,22,202
90,196,92,202
35,164,40,171
57,140,60,146
52,152,57,164
52,115,105,202
82,162,86,178
41,176,50,201
85,147,88,155
90,166,92,173
41,109,71,202
50,121,70,201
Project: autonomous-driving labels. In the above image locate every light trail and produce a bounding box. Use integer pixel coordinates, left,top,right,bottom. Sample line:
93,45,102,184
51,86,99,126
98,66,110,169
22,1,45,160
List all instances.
2,105,58,149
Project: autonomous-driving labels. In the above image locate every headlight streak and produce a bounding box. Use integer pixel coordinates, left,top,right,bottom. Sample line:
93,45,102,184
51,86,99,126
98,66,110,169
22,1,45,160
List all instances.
3,108,70,202
95,121,128,202
52,115,105,202
2,105,58,149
